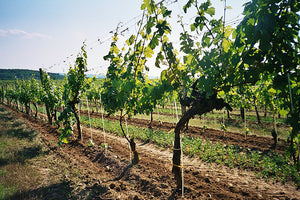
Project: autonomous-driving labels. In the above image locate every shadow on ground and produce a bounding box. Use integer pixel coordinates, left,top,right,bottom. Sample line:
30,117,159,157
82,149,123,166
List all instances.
0,106,37,141
0,146,44,167
4,181,109,200
5,126,37,141
4,181,72,200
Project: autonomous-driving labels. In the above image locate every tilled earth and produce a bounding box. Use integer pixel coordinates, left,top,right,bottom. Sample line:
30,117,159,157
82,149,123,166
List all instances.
1,104,299,199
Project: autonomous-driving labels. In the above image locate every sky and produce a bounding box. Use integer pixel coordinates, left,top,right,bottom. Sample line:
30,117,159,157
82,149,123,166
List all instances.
0,0,247,77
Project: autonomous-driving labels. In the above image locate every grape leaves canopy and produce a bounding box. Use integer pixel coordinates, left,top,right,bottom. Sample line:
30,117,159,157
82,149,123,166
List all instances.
39,69,61,124
58,44,94,143
134,0,300,188
235,0,300,166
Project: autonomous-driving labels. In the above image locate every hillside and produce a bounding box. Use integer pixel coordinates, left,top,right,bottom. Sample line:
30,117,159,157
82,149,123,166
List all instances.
0,69,64,80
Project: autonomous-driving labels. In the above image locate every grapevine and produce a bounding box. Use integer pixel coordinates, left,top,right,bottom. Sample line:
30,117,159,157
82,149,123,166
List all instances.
58,44,94,143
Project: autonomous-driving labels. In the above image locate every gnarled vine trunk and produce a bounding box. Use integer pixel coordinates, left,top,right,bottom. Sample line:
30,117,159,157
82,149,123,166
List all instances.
253,97,261,124
74,108,82,140
149,111,153,129
254,104,261,124
119,113,139,164
31,102,38,119
70,98,81,141
240,107,245,122
39,68,53,125
172,92,232,189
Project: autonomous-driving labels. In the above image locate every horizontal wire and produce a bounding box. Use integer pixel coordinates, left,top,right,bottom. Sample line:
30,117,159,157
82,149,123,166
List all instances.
43,0,242,75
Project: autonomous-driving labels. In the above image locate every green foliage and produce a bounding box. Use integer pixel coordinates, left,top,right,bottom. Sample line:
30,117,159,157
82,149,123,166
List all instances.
179,0,236,97
182,136,299,184
102,6,175,119
220,124,227,132
235,0,300,166
2,77,40,115
17,79,31,112
58,106,75,144
177,0,299,168
86,84,100,102
39,71,61,123
58,45,93,144
101,0,299,174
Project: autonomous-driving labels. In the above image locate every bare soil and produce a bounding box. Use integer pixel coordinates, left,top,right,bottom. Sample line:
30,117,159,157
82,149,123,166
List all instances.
1,104,299,199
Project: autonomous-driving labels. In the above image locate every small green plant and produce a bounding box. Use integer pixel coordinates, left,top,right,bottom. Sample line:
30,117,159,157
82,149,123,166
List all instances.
221,124,227,137
87,139,94,147
245,127,250,140
100,143,108,149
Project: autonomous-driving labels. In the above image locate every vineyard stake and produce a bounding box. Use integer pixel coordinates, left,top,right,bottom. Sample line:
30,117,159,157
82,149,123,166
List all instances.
174,93,179,122
78,102,83,142
244,94,248,140
86,98,93,145
43,104,46,121
181,136,184,197
287,73,294,113
223,108,226,137
125,114,132,164
174,93,183,196
100,92,107,154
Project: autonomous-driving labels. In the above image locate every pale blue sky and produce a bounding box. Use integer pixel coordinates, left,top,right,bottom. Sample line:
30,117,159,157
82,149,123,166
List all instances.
0,0,247,76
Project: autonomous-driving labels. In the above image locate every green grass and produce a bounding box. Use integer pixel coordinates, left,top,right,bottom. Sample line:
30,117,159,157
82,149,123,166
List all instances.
0,107,43,199
181,136,299,184
0,105,75,199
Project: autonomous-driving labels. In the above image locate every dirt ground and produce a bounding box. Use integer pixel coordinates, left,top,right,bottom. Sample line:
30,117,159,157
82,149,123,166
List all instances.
1,104,299,199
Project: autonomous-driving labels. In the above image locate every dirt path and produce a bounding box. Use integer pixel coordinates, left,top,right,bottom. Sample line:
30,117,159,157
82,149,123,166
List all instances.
1,104,299,199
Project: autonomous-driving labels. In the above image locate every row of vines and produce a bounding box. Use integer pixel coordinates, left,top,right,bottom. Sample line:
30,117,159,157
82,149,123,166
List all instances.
0,0,299,190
